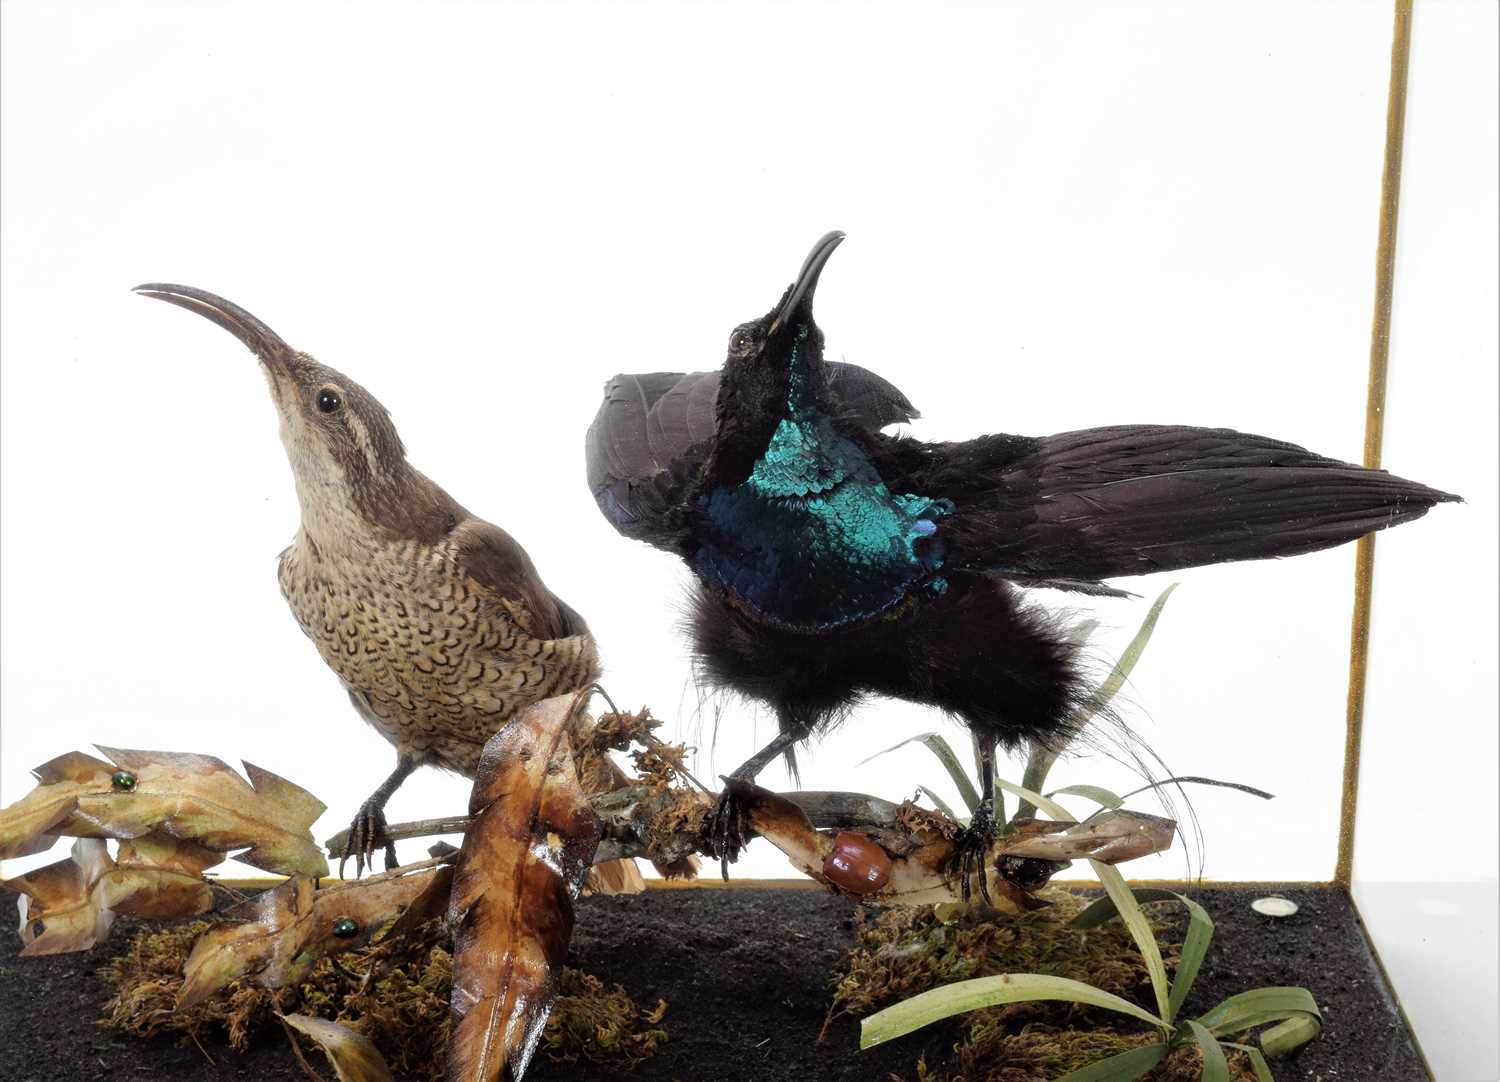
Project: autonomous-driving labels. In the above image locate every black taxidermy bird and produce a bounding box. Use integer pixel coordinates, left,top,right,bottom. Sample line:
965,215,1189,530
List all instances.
585,231,1458,895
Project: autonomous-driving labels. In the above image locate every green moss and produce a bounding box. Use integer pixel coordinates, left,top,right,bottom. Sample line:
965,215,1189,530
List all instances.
101,918,665,1079
830,889,1260,1082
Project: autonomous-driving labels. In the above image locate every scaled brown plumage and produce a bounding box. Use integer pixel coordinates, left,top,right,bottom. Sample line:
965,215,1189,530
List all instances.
136,284,601,875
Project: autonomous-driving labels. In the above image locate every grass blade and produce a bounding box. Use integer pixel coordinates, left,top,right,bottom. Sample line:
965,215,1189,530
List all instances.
1089,584,1177,713
1195,986,1321,1038
1166,892,1215,1022
1091,861,1172,1028
1259,1014,1321,1057
1015,745,1060,823
915,785,959,821
1070,888,1183,929
1049,784,1124,810
1066,884,1213,1019
860,972,1165,1048
860,732,979,814
1054,1041,1169,1081
1185,1019,1231,1082
1223,1042,1277,1082
994,778,1071,822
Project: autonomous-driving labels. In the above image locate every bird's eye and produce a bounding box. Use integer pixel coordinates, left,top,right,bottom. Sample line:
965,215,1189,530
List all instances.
316,388,342,414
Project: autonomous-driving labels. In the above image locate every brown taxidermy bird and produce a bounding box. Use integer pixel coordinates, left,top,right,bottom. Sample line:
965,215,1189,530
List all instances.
135,284,608,877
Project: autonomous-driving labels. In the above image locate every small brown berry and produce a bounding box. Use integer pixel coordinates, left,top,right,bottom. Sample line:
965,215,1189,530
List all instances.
822,832,892,895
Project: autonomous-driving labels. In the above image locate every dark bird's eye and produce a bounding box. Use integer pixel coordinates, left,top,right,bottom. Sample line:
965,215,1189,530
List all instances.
316,388,342,414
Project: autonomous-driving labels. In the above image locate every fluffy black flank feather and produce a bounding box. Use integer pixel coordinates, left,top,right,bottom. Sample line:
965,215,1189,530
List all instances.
688,572,1096,755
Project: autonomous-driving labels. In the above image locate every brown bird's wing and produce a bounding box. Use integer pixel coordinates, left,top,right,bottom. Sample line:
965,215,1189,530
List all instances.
451,520,591,643
586,362,918,551
880,424,1460,587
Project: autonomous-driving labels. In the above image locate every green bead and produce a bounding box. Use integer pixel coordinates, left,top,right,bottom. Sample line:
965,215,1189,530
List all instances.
331,917,359,939
110,771,137,792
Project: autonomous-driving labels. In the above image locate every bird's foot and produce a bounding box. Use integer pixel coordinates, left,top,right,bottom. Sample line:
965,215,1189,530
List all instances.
950,797,999,905
339,800,399,879
701,776,756,881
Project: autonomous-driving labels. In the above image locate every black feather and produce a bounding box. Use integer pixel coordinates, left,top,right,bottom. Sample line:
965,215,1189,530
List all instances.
582,233,1459,848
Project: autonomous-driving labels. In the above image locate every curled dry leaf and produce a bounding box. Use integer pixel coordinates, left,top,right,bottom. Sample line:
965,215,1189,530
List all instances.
5,838,116,955
583,858,646,896
97,834,220,918
0,747,328,876
280,1013,397,1082
448,692,603,1082
734,782,1174,908
3,832,223,955
179,863,450,1008
1003,812,1177,865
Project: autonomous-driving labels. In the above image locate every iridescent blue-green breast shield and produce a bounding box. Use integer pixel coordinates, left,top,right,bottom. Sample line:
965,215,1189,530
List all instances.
696,332,952,630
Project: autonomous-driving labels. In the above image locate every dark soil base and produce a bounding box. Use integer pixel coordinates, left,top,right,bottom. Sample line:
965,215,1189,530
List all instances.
0,884,1425,1082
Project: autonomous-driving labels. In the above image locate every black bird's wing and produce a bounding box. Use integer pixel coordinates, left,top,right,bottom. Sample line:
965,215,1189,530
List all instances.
882,424,1460,587
586,363,918,550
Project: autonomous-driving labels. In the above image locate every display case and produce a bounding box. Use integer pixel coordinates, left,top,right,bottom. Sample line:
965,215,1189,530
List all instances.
1,3,1493,1080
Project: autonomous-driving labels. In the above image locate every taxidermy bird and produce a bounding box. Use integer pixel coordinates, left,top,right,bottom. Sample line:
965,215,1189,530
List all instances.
585,231,1459,895
135,285,602,876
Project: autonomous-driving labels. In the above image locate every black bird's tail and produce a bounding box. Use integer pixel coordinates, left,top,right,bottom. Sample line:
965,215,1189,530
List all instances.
904,425,1460,585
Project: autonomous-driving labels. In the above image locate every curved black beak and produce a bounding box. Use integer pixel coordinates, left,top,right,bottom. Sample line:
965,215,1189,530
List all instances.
132,283,293,368
767,230,844,336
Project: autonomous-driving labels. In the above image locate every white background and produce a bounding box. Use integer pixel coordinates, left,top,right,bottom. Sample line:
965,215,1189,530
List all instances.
2,3,1495,1076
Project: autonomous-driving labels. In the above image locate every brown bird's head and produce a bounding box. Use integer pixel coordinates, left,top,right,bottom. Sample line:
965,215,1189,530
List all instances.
134,284,450,537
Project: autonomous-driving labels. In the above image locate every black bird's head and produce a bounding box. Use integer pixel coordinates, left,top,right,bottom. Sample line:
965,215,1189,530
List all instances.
133,284,436,536
709,230,845,484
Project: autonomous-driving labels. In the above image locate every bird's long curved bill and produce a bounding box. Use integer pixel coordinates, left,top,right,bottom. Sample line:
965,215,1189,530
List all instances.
769,230,845,335
132,283,291,366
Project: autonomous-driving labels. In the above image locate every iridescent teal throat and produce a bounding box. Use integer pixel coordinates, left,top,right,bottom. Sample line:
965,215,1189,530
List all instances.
697,329,952,629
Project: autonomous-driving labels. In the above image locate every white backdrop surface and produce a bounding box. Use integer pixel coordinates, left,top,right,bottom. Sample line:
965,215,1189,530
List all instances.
1,0,1493,915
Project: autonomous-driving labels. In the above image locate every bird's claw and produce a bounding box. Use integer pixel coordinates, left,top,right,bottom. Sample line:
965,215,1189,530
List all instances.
701,776,756,880
339,801,399,879
951,797,998,905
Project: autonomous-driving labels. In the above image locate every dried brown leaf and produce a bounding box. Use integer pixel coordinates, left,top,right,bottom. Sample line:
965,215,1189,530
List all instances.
447,692,603,1082
0,747,327,875
281,1013,397,1082
1003,810,1177,864
96,833,221,918
180,864,448,1008
583,858,646,896
4,838,116,955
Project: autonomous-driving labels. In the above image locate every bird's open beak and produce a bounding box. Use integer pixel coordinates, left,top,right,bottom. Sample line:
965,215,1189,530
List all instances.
767,230,844,336
133,283,294,372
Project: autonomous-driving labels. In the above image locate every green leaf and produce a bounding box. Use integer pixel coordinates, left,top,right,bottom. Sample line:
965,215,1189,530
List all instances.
1091,861,1172,1026
915,785,959,821
994,778,1072,822
1259,1014,1321,1057
1070,888,1184,929
1049,784,1125,809
1167,892,1215,1022
859,973,1165,1049
1066,887,1214,1023
1184,1019,1231,1082
1015,745,1060,823
1054,1041,1169,1082
1088,584,1178,714
1223,1042,1277,1082
861,732,980,814
1195,986,1321,1038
